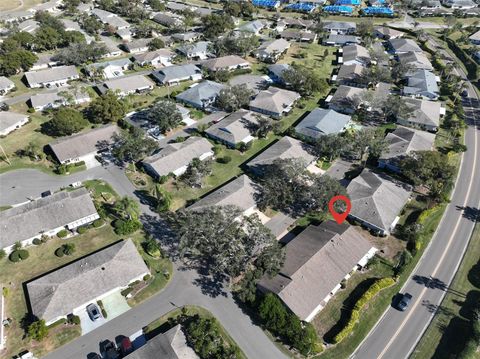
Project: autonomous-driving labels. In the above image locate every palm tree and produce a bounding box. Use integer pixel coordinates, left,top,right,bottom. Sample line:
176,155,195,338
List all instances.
114,196,140,221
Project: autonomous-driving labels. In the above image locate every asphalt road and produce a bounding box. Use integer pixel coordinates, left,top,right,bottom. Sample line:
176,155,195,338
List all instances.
0,166,288,359
351,76,480,357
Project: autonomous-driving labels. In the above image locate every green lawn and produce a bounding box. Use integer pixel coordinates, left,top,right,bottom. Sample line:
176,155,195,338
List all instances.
412,224,480,359
143,305,247,359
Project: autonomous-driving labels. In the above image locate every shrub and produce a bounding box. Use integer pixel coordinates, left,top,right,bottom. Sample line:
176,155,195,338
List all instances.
92,219,104,228
68,315,80,325
18,249,29,260
9,249,28,262
114,219,141,235
62,243,76,256
28,320,48,341
333,277,395,343
55,247,65,257
27,108,35,113
212,145,222,155
143,274,151,281
97,300,108,318
144,237,161,258
3,287,9,297
57,229,68,238
158,175,169,184
217,156,232,164
121,287,133,297
32,238,42,245
77,226,88,234
0,249,6,260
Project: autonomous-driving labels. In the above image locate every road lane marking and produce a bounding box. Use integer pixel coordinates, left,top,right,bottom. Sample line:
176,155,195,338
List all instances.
376,88,479,359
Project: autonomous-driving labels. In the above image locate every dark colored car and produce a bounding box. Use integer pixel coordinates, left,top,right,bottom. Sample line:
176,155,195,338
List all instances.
396,293,413,311
87,303,101,321
461,89,468,98
100,340,119,359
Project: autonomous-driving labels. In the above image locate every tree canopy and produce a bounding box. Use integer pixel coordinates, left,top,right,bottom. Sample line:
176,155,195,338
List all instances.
212,32,259,58
179,157,213,188
202,14,235,39
112,127,158,164
53,42,107,66
86,91,127,124
41,108,88,137
168,206,281,279
215,85,254,112
282,65,328,96
147,98,183,134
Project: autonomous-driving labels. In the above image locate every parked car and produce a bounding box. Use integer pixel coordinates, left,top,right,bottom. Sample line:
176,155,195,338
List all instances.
120,337,133,355
461,89,468,98
396,292,413,311
87,303,101,321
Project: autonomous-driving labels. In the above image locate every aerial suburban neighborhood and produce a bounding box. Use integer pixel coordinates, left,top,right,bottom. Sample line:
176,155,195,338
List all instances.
0,0,478,358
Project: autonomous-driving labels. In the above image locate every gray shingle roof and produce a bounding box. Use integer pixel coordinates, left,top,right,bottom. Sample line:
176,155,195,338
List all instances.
247,136,315,171
200,55,250,72
295,108,352,139
188,175,259,212
0,112,28,134
152,64,202,84
177,41,210,57
255,38,290,58
49,125,119,163
26,240,149,323
24,66,78,86
323,21,356,31
205,109,261,146
124,324,198,359
397,51,433,71
347,169,412,232
380,126,435,166
175,81,226,108
328,85,366,111
0,76,14,90
143,136,213,177
238,19,265,33
0,188,98,249
29,90,90,109
102,75,154,94
336,63,365,83
389,38,422,53
249,87,300,116
259,220,375,321
342,44,371,64
325,34,359,45
403,69,439,97
133,49,173,64
400,97,441,128
124,38,150,52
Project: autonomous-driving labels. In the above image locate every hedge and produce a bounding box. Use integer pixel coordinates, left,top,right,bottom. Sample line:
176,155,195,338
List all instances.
32,238,42,245
57,229,68,238
417,205,440,225
93,219,104,228
333,277,396,343
217,156,232,164
121,287,134,297
77,226,88,234
69,315,80,325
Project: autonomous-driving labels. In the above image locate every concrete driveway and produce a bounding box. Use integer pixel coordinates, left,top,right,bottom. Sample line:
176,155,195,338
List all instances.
101,292,130,319
78,306,107,335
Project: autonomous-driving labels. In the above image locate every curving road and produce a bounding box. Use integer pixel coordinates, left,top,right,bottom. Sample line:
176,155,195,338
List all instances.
351,68,480,357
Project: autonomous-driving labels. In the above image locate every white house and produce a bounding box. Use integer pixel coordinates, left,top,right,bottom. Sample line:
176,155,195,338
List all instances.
24,66,79,88
0,112,29,136
0,76,15,95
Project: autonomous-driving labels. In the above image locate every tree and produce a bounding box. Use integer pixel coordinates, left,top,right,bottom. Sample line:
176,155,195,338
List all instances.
8,31,36,50
345,127,387,163
61,30,86,46
113,196,140,221
282,65,328,96
212,32,259,57
313,134,348,162
79,14,103,35
258,158,346,216
203,14,234,40
223,1,255,18
86,91,126,123
254,116,281,138
169,206,279,279
356,20,374,42
148,37,165,51
0,50,37,76
147,98,182,133
53,42,107,65
28,320,48,341
399,151,455,201
382,95,413,122
147,0,165,11
259,293,288,333
62,243,76,255
112,127,158,165
215,85,254,112
35,26,62,51
179,158,212,188
392,61,414,82
42,108,88,137
359,64,392,86
63,0,81,14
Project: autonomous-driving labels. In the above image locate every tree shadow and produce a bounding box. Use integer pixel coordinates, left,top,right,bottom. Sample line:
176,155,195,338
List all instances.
139,213,178,259
420,299,455,317
455,205,480,222
192,273,228,298
467,261,480,288
458,290,480,320
432,316,470,359
133,189,157,211
412,275,466,298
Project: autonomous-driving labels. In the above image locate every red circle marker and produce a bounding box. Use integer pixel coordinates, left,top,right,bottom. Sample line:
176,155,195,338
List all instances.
328,195,352,224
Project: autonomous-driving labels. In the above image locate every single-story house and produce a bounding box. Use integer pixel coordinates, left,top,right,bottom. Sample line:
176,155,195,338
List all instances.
123,38,150,54
92,8,130,30
229,74,270,95
133,49,174,67
378,126,436,172
322,21,356,34
85,58,133,79
30,54,58,71
177,41,211,60
29,0,61,14
142,136,214,178
200,55,251,73
18,19,39,34
152,64,202,85
469,30,480,45
0,188,100,254
280,30,317,43
0,112,29,136
116,28,132,42
171,32,201,43
152,12,184,28
333,63,366,87
323,34,360,46
175,81,226,110
26,240,149,325
388,38,423,54
410,0,442,9
99,36,123,58
98,75,154,97
0,76,15,95
254,39,291,63
123,324,199,359
396,97,443,132
402,69,439,100
397,51,433,71
326,85,366,114
48,124,119,165
258,220,377,322
373,26,403,39
246,136,316,174
0,10,33,23
188,174,259,216
267,63,291,85
205,109,262,147
24,66,79,88
442,0,477,8
29,91,91,111
249,87,300,119
295,108,352,140
237,19,266,35
340,44,371,66
276,17,314,32
347,169,412,236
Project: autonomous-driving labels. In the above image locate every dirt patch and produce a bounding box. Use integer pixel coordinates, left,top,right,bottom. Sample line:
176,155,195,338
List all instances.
353,225,406,260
